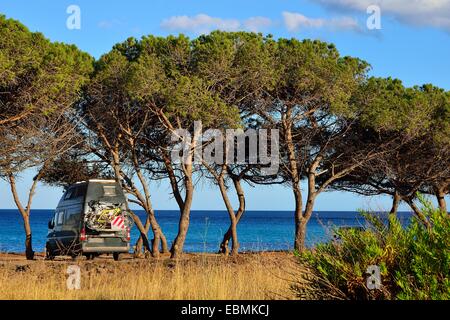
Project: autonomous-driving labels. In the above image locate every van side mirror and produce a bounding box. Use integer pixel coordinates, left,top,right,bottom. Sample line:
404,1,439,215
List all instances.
48,220,54,229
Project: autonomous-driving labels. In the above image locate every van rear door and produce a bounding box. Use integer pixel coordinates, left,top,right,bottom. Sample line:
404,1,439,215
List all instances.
81,181,130,253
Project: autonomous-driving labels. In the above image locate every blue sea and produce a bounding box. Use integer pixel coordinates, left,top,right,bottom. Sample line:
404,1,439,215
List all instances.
0,209,413,253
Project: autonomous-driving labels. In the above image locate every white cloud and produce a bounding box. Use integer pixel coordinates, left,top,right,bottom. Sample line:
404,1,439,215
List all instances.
243,16,273,32
161,14,240,34
161,14,275,34
311,0,450,32
282,11,361,32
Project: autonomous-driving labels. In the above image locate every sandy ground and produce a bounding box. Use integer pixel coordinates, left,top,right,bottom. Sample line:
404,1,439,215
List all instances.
0,250,293,264
0,251,300,299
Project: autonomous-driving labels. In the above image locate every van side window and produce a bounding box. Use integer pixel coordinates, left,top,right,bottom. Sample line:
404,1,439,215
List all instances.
65,211,80,225
56,211,65,225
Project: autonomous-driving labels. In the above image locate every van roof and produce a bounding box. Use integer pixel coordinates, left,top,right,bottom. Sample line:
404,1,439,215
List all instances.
73,179,117,184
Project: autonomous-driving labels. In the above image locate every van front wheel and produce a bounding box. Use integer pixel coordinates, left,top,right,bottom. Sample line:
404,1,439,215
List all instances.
113,253,122,261
45,249,55,260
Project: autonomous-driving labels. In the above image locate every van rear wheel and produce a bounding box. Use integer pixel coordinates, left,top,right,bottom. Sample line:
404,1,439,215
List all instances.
113,253,122,261
71,253,82,261
85,253,94,260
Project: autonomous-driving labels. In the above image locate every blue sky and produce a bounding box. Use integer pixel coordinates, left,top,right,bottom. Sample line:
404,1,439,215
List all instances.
0,0,449,211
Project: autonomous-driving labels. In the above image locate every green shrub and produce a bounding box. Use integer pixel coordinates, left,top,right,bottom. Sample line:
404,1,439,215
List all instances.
295,197,449,300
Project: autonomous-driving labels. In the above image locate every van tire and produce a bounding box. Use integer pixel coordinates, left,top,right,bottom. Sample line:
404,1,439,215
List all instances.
85,253,94,260
71,254,82,261
113,253,122,261
45,244,55,260
45,249,55,261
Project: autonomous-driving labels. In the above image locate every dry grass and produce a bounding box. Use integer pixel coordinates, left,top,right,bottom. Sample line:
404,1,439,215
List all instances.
0,252,301,300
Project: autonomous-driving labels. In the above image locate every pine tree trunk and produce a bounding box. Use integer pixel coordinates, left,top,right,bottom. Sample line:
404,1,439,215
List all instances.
160,232,169,253
128,211,153,254
134,208,169,257
219,178,245,254
148,213,165,258
293,183,304,252
131,155,169,257
283,118,305,252
170,202,192,259
110,149,153,255
405,197,431,228
390,191,401,215
24,214,34,260
170,164,194,259
134,215,150,257
295,218,308,253
8,174,35,260
435,187,447,213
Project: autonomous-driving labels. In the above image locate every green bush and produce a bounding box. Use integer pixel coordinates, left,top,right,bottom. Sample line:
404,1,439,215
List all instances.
295,197,449,300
